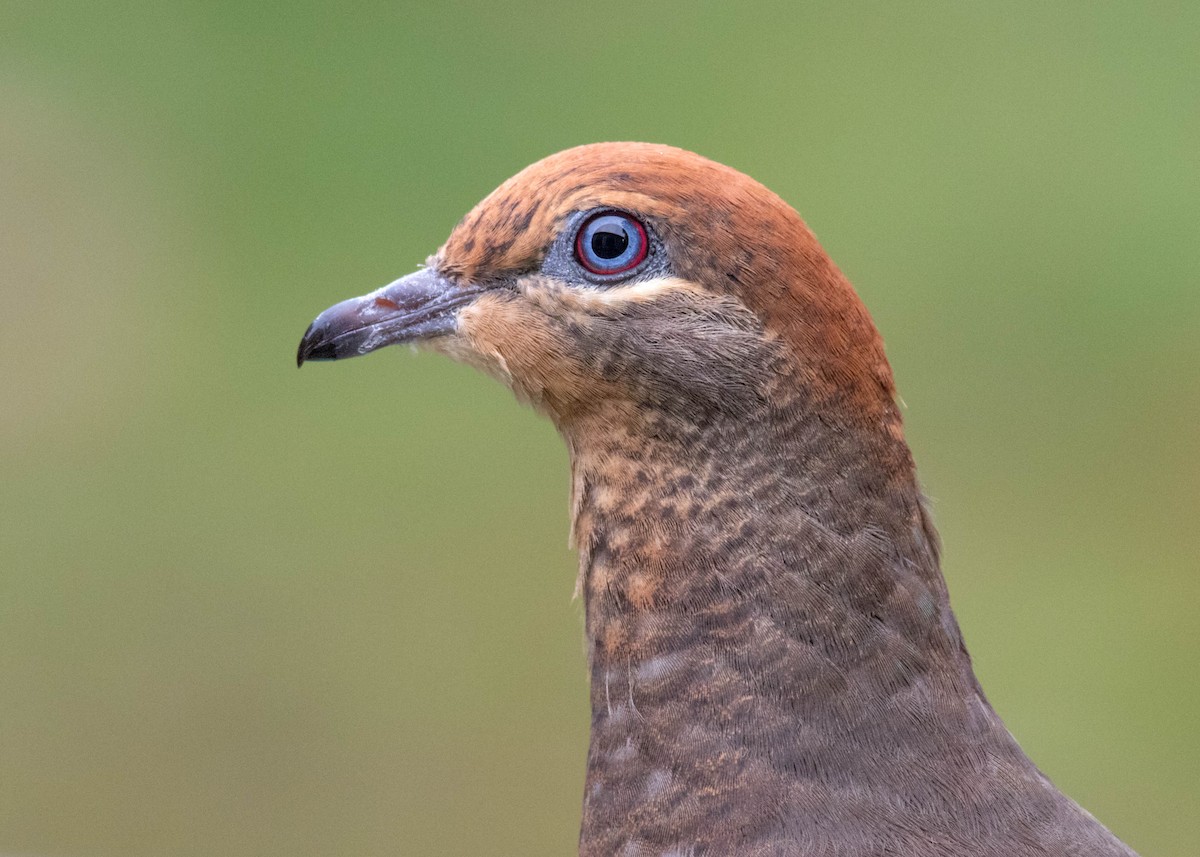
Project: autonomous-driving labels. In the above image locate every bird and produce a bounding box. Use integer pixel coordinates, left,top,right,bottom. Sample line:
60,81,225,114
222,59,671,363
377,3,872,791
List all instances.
297,143,1138,856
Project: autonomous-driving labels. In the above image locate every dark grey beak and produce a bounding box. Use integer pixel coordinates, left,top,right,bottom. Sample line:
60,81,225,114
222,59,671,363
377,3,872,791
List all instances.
297,269,481,367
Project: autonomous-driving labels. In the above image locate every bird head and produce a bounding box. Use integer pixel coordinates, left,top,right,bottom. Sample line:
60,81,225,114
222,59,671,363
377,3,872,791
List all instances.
298,143,899,435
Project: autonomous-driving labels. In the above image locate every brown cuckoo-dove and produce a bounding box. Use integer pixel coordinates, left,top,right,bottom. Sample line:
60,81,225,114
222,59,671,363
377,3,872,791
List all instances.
298,143,1137,857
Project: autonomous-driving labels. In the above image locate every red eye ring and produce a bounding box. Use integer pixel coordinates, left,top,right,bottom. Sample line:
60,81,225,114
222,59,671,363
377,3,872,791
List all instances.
574,211,648,276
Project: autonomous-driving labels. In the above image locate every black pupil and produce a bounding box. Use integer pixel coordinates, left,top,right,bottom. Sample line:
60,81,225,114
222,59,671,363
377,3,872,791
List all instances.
591,226,628,260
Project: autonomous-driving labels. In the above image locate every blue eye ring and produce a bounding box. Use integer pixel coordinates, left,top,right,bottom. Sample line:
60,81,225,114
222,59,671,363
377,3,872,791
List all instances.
573,210,648,277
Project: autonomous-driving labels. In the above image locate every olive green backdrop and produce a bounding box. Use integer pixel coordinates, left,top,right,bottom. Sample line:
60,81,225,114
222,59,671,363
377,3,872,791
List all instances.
2,3,1196,856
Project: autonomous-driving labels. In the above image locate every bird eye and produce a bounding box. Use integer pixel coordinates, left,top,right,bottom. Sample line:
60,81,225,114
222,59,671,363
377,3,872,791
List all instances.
574,211,648,277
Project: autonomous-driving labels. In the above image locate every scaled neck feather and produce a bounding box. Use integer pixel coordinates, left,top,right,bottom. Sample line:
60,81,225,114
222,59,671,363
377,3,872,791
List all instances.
563,393,1061,856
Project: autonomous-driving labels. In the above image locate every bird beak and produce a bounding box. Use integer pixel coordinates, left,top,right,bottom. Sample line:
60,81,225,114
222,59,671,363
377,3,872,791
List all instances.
297,268,482,367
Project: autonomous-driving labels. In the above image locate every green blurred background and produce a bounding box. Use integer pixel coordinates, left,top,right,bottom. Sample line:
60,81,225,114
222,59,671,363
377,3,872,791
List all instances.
2,2,1197,855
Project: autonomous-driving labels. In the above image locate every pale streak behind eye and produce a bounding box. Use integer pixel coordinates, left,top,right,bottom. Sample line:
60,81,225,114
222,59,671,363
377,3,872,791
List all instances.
561,276,712,310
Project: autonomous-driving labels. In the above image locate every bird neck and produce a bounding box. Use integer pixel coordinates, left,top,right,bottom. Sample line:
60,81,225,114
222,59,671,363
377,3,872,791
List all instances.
564,395,1020,854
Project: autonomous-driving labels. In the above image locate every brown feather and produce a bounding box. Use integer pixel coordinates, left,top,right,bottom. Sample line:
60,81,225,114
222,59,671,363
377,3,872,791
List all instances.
439,143,897,427
307,143,1138,856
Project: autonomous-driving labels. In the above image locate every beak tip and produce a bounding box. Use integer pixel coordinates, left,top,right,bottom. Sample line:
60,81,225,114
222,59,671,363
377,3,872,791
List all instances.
297,323,314,367
297,322,339,367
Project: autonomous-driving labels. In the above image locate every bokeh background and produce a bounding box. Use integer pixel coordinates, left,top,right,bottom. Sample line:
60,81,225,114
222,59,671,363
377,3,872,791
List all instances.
3,3,1197,855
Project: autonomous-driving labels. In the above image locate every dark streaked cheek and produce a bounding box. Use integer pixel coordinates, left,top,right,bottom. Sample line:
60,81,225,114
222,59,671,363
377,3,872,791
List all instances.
444,277,776,420
577,303,775,417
